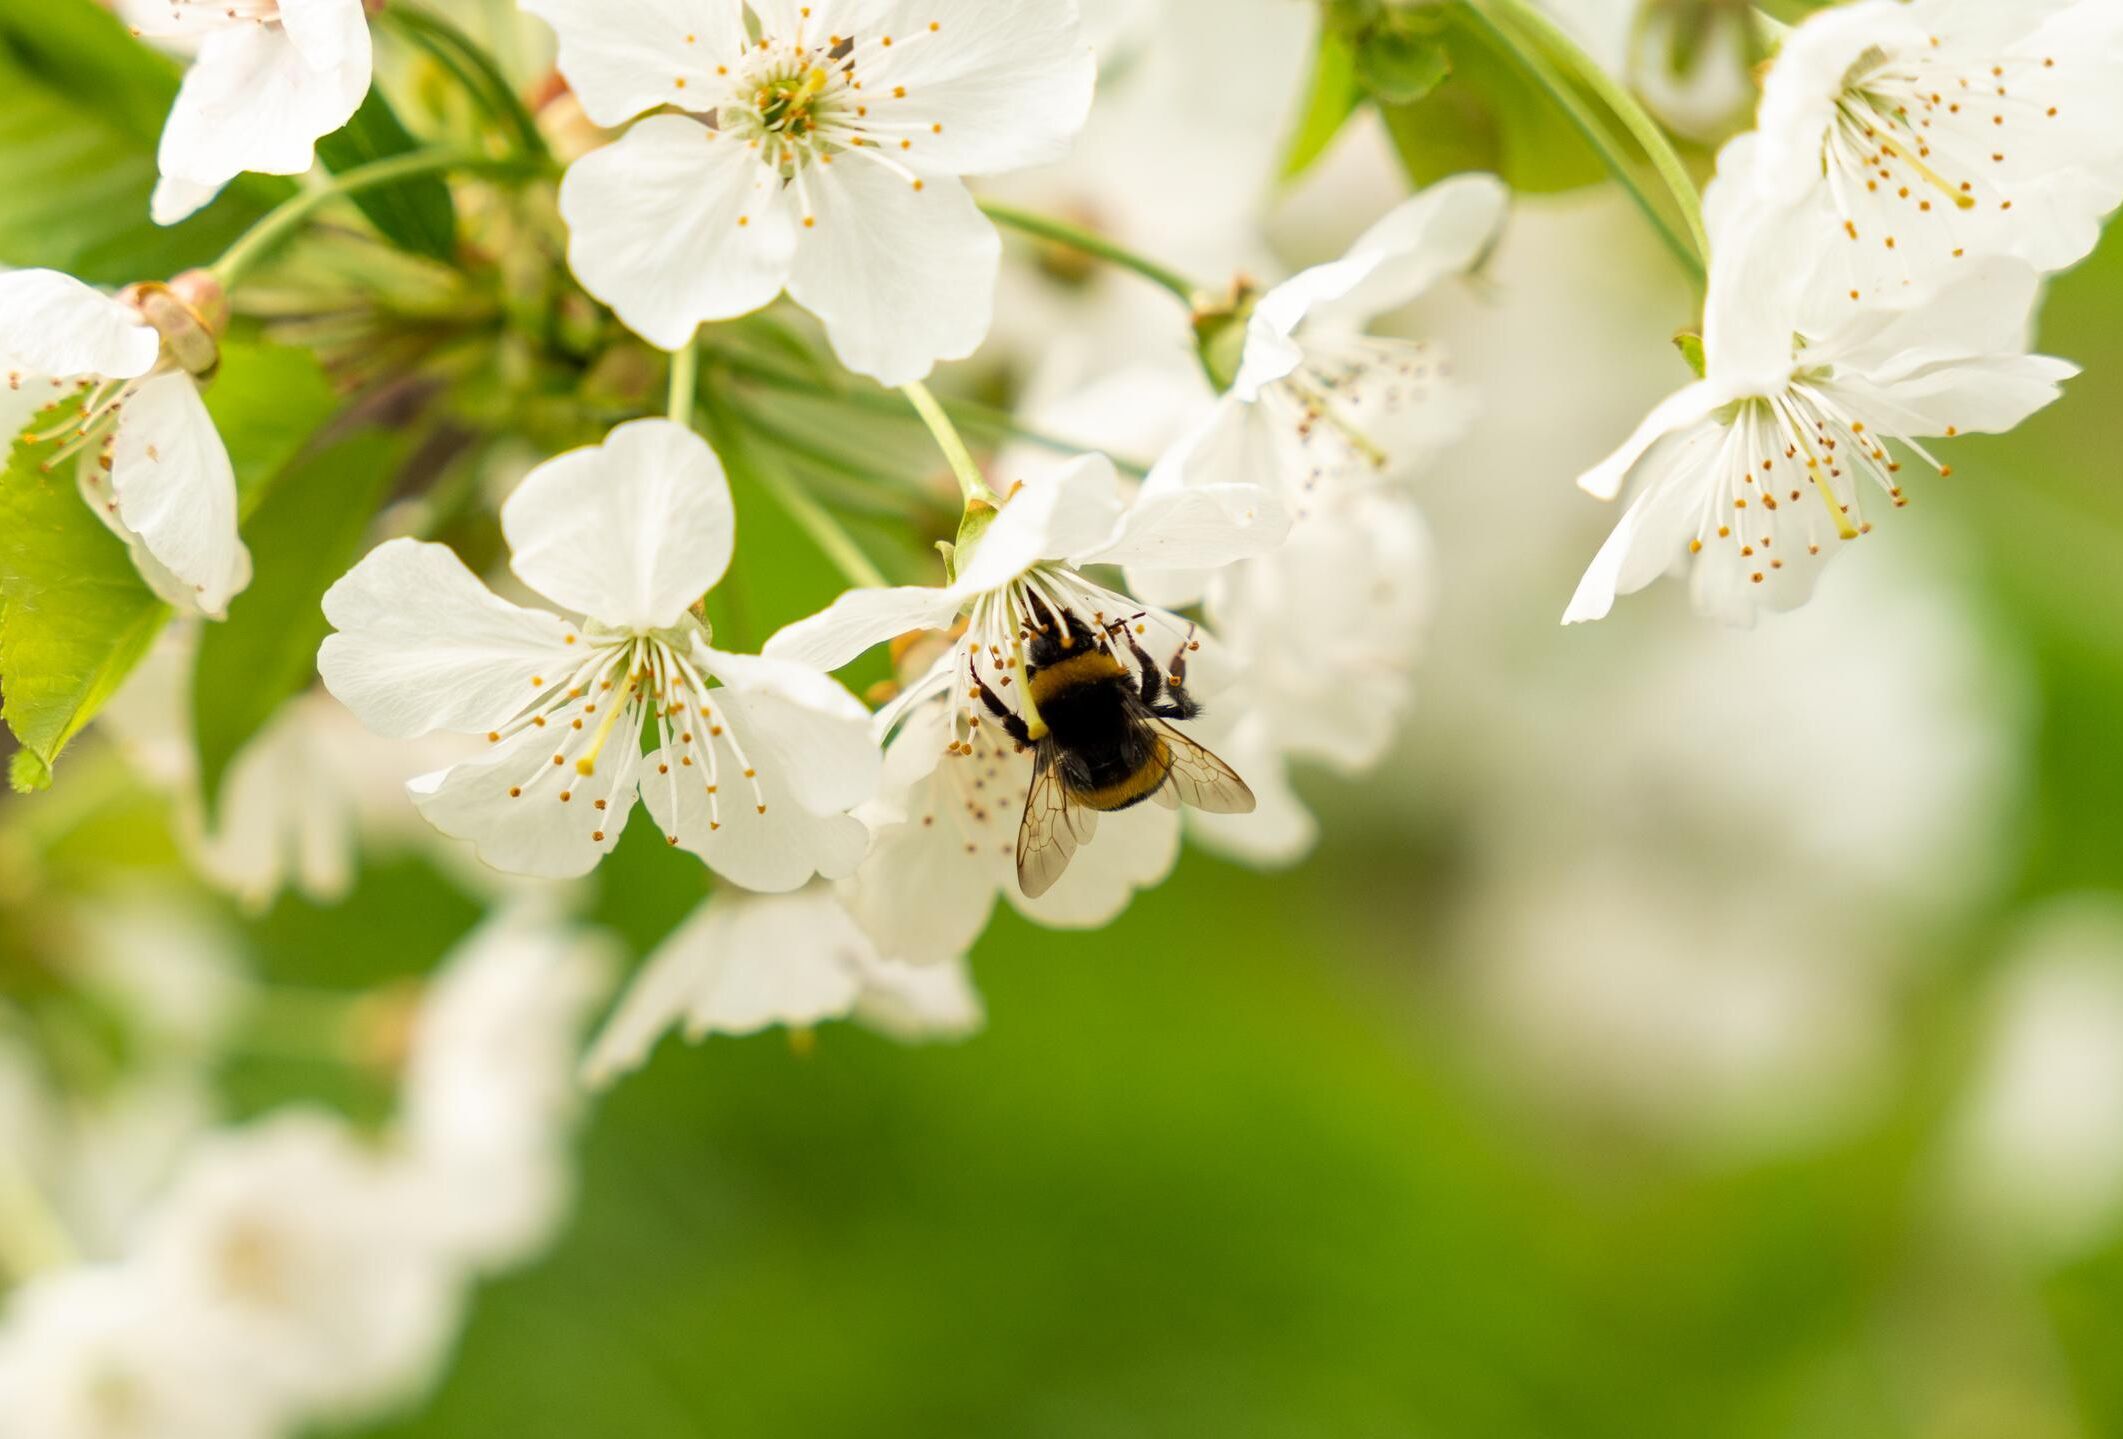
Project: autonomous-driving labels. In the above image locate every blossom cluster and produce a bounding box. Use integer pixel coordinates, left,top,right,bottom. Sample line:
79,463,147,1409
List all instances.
1567,0,2122,624
3,0,2122,1424
0,910,610,1439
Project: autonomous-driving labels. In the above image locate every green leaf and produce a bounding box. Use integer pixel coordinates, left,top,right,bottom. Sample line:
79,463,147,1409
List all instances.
1376,6,1607,195
0,427,169,793
317,87,459,264
1356,27,1453,106
0,0,291,285
192,429,401,819
1281,30,1365,182
204,342,344,515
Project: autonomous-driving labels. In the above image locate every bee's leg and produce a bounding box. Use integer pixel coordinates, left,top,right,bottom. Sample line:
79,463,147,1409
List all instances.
968,657,1035,749
1020,586,1060,640
1151,628,1203,721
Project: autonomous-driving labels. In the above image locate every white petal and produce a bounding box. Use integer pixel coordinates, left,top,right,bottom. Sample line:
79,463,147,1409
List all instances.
640,679,873,894
156,19,371,193
0,270,160,380
1123,398,1284,609
835,703,999,965
785,163,999,387
521,0,745,129
502,418,735,631
762,584,964,672
1313,172,1510,327
1563,420,1729,625
1183,717,1317,869
1008,798,1181,929
857,0,1096,175
953,451,1125,594
1575,380,1723,501
1235,175,1508,396
1077,482,1290,576
850,952,985,1042
695,645,882,816
319,539,579,739
276,0,369,75
150,176,225,226
108,372,250,619
409,723,642,879
559,115,797,352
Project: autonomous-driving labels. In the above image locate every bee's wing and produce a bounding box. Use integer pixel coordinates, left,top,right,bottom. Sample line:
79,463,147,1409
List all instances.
1152,722,1256,815
1017,745,1097,899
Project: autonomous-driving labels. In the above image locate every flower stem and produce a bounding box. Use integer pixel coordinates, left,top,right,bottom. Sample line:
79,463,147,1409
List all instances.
669,339,701,428
901,380,1000,505
724,355,1148,474
1464,0,1707,282
705,396,891,589
210,148,534,290
979,200,1203,305
383,2,551,163
1489,0,1710,265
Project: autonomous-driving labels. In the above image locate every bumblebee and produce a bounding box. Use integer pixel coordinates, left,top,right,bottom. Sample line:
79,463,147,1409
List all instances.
968,591,1255,898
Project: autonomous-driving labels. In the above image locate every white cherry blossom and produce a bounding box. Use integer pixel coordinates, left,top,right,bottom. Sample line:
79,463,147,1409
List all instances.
131,1114,463,1423
1566,244,2075,626
132,0,375,225
766,452,1282,904
320,418,879,885
1,270,248,618
398,908,615,1270
0,1269,285,1439
1713,0,2123,316
523,0,1096,385
583,884,983,1085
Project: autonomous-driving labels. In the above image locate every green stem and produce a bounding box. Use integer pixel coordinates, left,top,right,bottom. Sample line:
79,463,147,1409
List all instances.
211,148,532,289
902,381,1000,505
719,354,1149,475
384,3,551,163
979,200,1203,305
1481,0,1710,275
668,339,701,428
706,397,891,589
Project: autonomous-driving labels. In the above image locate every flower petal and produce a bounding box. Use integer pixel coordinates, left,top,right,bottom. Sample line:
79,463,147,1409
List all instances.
409,724,642,879
641,734,872,893
520,0,746,128
156,19,371,193
1077,481,1289,576
275,0,370,75
320,539,579,739
762,584,964,673
559,115,797,352
502,418,735,631
954,451,1125,594
785,164,999,387
694,645,882,816
1575,380,1723,501
0,269,160,381
850,951,985,1042
107,372,250,619
858,0,1096,175
1563,419,1728,625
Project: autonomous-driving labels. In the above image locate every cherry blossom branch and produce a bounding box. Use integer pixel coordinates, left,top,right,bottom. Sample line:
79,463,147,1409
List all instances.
382,2,551,163
901,381,1002,506
1475,0,1710,279
979,201,1203,305
210,148,538,290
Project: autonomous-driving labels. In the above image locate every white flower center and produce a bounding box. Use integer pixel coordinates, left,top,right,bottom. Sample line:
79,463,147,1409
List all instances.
1695,378,1955,584
1822,38,2065,261
1264,333,1450,500
480,626,769,844
703,16,953,213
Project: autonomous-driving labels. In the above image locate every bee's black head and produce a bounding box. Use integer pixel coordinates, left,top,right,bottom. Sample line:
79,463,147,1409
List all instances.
1019,590,1104,666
